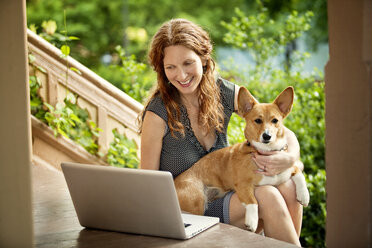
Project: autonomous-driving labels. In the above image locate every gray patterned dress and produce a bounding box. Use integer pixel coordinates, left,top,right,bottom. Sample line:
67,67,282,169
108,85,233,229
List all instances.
144,77,236,223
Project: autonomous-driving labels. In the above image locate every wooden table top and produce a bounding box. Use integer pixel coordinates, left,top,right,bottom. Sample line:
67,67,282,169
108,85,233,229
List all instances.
32,162,296,248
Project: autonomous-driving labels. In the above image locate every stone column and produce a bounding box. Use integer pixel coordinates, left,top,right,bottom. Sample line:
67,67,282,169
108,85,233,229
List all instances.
326,0,372,246
0,0,33,247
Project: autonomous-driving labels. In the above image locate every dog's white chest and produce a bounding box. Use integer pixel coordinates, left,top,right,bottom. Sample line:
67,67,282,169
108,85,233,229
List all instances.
257,168,292,186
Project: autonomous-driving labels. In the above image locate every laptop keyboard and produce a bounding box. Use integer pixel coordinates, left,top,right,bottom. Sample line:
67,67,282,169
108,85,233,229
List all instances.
184,223,191,228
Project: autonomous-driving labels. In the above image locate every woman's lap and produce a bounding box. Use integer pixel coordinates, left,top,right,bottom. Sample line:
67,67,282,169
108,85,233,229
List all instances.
204,191,234,224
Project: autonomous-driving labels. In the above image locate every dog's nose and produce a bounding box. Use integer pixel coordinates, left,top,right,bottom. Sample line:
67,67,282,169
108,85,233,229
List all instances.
262,133,271,142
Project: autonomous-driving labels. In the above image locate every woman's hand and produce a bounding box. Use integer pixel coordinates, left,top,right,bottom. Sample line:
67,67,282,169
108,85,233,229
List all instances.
252,150,295,176
252,127,301,176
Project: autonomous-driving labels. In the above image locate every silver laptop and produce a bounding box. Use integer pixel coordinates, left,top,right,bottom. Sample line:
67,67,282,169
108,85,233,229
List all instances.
61,162,219,239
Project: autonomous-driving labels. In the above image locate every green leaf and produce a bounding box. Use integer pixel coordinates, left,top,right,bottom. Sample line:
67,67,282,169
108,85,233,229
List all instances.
68,36,80,40
69,113,82,123
70,67,82,75
61,45,70,56
28,54,36,63
37,65,47,73
43,102,55,112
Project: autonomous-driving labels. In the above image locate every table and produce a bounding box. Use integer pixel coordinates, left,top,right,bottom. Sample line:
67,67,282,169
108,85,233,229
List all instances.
32,162,296,248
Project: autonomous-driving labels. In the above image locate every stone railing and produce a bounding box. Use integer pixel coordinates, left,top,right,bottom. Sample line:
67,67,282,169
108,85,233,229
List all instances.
27,29,143,170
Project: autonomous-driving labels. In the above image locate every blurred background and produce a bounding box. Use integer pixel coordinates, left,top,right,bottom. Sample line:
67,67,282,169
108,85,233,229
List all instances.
26,0,328,91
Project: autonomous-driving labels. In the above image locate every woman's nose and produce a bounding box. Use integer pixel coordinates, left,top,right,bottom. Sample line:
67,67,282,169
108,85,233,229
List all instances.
175,68,188,81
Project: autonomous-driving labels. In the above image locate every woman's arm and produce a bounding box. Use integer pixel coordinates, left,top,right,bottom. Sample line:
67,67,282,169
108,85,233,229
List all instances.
284,126,303,171
140,111,166,170
253,127,302,176
234,84,240,113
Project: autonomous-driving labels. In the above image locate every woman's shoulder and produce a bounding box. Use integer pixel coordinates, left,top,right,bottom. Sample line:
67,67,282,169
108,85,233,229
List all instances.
217,76,235,93
146,94,168,122
216,76,236,111
147,94,165,108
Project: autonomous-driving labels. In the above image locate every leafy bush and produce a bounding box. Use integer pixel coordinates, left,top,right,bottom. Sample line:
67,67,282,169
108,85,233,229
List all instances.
29,76,48,121
303,169,326,247
94,45,155,103
222,5,325,248
43,94,102,155
110,45,155,102
221,7,313,78
29,54,48,121
107,129,139,169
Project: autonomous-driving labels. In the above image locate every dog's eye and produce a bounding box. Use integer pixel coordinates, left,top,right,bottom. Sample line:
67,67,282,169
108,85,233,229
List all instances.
272,118,278,124
254,119,262,124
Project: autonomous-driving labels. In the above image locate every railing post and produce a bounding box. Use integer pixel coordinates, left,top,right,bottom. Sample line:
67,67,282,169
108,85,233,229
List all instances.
98,106,108,154
48,73,58,107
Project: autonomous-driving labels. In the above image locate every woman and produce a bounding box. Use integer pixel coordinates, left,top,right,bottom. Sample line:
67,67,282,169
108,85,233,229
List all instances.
139,18,303,246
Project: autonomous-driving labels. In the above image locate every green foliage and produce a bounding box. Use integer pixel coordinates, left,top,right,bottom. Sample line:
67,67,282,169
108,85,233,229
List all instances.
33,12,101,155
30,19,80,50
303,169,326,247
29,53,48,120
27,0,328,67
26,0,256,65
29,75,48,120
27,0,127,66
29,73,139,164
222,5,325,248
221,6,313,76
109,45,155,102
107,129,139,169
260,0,328,51
43,94,102,155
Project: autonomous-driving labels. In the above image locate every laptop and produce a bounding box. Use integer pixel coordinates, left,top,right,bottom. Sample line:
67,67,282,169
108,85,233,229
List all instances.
61,162,219,239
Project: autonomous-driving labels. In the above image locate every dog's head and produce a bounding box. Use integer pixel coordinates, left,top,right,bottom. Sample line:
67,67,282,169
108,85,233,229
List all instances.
237,86,294,151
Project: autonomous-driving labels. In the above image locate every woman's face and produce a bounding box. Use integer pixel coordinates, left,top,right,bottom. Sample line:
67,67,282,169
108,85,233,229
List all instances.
163,45,205,97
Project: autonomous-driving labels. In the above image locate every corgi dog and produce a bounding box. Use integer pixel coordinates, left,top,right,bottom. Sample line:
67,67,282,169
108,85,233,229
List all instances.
174,86,309,232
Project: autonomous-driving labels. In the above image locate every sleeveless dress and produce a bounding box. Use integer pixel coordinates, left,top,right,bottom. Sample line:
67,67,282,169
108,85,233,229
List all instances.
144,77,236,223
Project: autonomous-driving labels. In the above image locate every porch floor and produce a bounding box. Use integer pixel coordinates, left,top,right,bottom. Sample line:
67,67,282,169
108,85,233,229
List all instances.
32,160,297,248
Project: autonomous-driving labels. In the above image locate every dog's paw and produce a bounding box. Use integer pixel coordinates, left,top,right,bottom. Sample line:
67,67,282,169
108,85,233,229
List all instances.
297,187,310,207
292,173,310,207
244,204,258,232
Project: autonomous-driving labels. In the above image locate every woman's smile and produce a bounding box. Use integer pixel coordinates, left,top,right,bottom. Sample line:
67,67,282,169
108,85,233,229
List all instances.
178,77,194,87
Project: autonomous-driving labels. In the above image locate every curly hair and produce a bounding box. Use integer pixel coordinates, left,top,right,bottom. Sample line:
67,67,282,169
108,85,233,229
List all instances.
138,18,224,137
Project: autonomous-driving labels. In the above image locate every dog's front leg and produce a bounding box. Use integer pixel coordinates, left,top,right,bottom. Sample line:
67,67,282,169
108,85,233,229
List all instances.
291,165,310,207
243,203,258,232
235,184,258,232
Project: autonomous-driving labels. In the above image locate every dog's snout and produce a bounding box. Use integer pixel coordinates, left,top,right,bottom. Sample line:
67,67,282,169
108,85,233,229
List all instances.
262,133,271,141
262,129,272,143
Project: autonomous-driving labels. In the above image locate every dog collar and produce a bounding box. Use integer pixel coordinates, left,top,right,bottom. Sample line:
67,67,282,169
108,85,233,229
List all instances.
281,144,289,152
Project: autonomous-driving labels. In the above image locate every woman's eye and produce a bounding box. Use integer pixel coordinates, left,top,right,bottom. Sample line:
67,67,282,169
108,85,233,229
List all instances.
272,118,278,124
254,119,262,124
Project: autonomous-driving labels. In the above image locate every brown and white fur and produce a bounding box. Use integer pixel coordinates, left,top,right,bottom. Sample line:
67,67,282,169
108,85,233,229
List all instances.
174,86,309,232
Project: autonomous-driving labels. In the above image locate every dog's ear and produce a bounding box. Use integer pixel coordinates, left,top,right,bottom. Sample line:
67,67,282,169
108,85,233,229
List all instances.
273,86,294,118
238,87,258,117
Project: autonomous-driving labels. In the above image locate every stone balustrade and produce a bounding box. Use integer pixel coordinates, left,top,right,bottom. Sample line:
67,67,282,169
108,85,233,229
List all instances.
27,29,143,169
